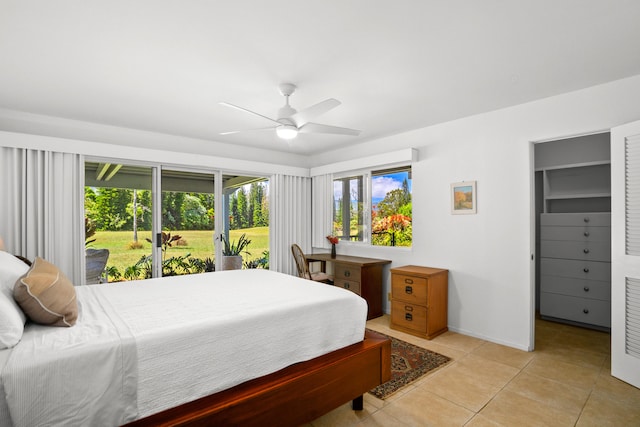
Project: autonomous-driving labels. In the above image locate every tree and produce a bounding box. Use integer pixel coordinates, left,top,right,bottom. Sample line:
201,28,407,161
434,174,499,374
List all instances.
376,179,411,218
250,183,266,227
229,193,238,229
162,192,185,230
93,188,131,230
236,188,248,229
182,194,208,229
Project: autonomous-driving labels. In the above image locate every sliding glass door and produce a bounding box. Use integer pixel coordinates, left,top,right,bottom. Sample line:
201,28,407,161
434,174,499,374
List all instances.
84,161,155,283
160,168,216,276
219,174,270,270
85,160,270,281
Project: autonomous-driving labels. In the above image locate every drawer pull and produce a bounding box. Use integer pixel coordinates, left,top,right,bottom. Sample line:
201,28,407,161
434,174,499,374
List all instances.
405,313,413,321
583,308,589,314
343,283,350,289
405,305,413,312
584,231,590,237
405,285,413,294
583,286,590,292
583,268,589,273
404,278,414,284
584,217,590,223
583,248,590,254
343,270,351,278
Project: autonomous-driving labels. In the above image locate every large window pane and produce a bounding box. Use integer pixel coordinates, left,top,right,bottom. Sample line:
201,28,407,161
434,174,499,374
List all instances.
333,176,364,241
161,169,216,276
221,175,270,270
371,167,412,246
85,162,154,282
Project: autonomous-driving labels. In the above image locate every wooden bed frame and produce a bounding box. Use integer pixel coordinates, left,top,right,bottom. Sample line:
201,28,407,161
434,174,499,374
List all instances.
127,330,391,427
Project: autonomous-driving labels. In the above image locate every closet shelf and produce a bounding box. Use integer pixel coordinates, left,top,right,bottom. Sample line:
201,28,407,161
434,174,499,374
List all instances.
545,192,611,200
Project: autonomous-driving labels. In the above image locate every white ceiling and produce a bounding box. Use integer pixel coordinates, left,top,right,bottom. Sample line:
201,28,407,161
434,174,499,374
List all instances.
1,1,640,156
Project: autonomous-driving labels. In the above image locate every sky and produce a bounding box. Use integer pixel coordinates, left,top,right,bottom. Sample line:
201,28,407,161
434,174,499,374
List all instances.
332,171,412,209
372,171,411,204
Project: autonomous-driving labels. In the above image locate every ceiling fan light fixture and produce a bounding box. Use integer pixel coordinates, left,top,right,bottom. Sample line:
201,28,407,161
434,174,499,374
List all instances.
276,124,298,140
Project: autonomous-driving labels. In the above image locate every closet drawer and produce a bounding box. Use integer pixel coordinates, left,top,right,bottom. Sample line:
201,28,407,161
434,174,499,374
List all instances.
540,213,611,227
390,301,427,334
335,279,361,295
540,292,610,328
334,263,361,282
540,226,610,243
540,258,610,281
540,240,610,262
391,274,428,304
540,276,610,301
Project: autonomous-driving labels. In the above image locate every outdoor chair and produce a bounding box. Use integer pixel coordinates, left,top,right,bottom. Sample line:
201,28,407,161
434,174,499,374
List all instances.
86,248,110,284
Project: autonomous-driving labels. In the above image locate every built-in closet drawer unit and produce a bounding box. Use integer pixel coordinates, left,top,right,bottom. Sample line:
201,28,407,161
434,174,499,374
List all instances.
539,212,611,329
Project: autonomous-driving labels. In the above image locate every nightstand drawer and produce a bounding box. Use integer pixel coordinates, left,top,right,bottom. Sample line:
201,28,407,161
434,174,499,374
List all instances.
391,274,428,304
335,279,361,295
391,301,427,334
334,264,361,282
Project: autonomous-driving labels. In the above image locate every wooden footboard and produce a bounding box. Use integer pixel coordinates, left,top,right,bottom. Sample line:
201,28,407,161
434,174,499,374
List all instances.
127,330,391,427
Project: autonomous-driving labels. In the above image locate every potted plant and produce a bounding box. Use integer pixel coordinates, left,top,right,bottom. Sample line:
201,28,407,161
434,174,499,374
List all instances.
220,233,251,270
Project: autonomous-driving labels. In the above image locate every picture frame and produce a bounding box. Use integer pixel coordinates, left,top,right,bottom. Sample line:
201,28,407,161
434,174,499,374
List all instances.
451,181,477,214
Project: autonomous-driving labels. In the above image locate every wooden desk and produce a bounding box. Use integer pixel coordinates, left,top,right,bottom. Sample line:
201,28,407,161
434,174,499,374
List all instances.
305,253,391,320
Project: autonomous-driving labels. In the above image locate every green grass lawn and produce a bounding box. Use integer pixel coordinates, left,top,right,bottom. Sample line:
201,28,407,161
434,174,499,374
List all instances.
91,227,269,275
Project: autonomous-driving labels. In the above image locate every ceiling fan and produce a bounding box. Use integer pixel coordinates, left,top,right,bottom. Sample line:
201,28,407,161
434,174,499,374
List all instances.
219,83,361,140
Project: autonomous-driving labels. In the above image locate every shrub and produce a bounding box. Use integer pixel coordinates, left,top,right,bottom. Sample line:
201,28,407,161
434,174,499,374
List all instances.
127,240,145,250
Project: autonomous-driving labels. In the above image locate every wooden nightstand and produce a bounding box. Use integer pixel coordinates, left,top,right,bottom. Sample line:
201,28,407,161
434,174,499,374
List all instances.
390,265,448,339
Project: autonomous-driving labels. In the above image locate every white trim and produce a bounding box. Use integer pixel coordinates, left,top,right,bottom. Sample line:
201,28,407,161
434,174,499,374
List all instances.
310,148,418,176
0,130,309,177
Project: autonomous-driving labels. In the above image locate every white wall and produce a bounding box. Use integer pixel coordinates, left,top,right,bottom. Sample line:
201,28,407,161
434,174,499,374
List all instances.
313,74,640,351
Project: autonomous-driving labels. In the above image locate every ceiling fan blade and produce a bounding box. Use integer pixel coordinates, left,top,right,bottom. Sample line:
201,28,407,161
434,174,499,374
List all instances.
219,102,281,125
299,122,361,136
219,126,277,135
290,98,341,127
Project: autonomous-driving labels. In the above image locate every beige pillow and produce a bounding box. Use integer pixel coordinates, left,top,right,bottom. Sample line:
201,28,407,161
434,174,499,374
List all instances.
14,257,78,327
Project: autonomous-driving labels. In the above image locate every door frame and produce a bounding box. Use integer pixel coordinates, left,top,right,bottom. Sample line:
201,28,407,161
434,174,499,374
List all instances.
528,129,611,352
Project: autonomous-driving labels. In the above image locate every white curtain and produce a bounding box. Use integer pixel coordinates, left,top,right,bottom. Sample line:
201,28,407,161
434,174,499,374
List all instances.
311,173,333,249
0,147,85,284
269,174,312,275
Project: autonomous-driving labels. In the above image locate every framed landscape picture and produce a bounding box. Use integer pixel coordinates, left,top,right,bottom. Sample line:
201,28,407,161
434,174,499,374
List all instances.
451,181,477,214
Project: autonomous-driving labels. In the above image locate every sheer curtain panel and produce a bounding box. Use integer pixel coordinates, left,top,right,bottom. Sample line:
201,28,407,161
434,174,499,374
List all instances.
0,147,84,284
270,174,312,275
311,174,333,249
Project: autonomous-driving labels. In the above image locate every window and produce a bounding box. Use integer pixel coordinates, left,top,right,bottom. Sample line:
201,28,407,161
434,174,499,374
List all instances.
333,176,364,241
85,160,271,281
332,166,412,247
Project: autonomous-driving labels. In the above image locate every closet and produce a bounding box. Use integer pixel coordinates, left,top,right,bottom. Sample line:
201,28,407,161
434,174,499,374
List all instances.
535,133,611,331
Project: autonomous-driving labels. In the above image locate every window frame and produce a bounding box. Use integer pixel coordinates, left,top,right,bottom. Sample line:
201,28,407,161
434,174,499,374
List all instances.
332,163,412,248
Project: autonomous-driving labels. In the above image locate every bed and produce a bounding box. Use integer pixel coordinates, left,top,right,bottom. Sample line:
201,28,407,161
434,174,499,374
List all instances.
0,265,390,426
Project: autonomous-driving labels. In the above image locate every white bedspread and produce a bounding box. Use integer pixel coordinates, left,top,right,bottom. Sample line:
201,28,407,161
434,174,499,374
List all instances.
2,285,137,427
0,269,368,426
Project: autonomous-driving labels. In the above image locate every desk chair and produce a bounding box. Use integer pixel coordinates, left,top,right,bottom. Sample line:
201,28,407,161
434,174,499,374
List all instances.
291,244,332,283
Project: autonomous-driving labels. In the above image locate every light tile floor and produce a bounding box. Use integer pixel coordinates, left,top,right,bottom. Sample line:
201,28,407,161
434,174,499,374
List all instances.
307,315,640,426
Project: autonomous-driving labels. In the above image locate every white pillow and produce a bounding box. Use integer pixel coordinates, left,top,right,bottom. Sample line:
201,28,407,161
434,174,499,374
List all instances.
0,251,30,348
